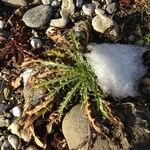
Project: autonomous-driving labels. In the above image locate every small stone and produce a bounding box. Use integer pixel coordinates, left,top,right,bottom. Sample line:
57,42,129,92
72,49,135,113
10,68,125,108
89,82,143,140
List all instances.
11,105,22,117
0,20,5,29
50,17,69,28
8,120,32,142
4,112,12,119
106,3,116,14
20,69,35,86
61,0,75,16
76,0,84,8
23,5,53,28
95,8,105,16
51,0,60,8
8,135,21,150
1,140,12,150
46,26,57,35
30,37,42,49
82,3,96,16
92,14,118,36
0,103,6,114
5,119,10,126
25,145,39,150
41,0,51,4
62,105,90,150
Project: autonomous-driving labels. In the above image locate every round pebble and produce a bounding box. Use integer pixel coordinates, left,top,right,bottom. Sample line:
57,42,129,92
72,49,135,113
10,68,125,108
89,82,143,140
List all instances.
82,3,96,16
50,17,69,28
8,135,21,150
5,119,10,126
30,37,42,49
95,8,105,16
76,0,84,8
23,5,53,28
51,0,60,8
92,15,118,36
11,105,22,117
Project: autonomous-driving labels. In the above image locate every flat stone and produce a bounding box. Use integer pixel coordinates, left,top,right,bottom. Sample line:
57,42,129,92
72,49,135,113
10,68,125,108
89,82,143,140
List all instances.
92,14,118,36
62,104,118,150
23,5,53,28
62,104,90,150
50,17,69,28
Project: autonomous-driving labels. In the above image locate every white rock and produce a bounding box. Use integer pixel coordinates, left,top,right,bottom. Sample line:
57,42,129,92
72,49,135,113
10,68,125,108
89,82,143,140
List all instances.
92,14,118,36
20,69,34,86
95,8,105,16
85,43,147,98
46,26,57,35
0,20,5,29
8,120,32,142
11,105,22,117
5,119,10,126
8,135,21,150
50,17,69,28
51,0,60,7
82,3,96,16
30,37,42,49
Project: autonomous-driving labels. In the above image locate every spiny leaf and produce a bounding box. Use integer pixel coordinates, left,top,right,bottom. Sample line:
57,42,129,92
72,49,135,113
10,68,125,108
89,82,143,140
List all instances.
58,81,81,118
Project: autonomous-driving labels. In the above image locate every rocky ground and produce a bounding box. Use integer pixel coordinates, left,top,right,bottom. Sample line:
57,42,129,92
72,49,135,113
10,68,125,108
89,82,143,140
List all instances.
0,0,149,150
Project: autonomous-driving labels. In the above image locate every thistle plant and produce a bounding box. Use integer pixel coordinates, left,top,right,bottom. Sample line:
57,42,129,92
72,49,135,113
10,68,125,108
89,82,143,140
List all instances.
36,33,108,119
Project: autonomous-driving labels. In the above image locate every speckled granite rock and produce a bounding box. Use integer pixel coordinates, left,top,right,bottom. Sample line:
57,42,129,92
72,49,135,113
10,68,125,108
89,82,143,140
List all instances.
23,5,53,28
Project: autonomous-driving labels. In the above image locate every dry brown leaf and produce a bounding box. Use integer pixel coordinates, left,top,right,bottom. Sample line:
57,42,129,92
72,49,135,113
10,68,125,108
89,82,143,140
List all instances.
47,112,59,133
30,125,46,148
11,77,21,89
26,95,54,115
